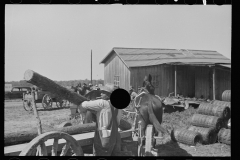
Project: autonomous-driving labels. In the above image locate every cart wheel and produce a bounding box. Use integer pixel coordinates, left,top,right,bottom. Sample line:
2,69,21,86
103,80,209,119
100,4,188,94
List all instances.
19,131,83,156
145,125,154,156
42,94,53,109
23,100,33,111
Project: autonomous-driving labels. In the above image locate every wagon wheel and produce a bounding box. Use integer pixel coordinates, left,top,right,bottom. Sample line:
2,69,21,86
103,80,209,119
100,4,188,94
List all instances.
42,94,53,109
19,131,83,156
23,100,33,111
145,125,154,156
56,99,67,108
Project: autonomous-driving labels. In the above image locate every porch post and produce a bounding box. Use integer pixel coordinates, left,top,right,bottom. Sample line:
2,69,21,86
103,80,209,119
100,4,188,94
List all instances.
213,67,216,100
175,65,177,97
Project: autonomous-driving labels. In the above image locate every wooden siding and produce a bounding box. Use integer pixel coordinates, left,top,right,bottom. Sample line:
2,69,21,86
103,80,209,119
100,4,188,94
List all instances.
176,66,195,97
215,68,231,100
195,66,212,99
104,51,130,90
130,65,176,97
130,65,197,97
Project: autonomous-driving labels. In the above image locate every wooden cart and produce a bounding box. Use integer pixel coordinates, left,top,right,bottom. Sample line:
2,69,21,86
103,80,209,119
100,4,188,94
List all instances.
22,86,69,111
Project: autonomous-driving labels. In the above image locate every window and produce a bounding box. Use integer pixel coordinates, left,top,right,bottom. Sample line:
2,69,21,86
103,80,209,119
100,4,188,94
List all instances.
114,76,120,87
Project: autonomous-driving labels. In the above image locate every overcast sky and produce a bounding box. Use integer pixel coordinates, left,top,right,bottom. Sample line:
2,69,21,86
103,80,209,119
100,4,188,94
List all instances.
5,5,231,82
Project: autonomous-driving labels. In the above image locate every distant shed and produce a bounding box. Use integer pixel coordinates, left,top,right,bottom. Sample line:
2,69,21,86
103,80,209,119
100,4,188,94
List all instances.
100,47,231,100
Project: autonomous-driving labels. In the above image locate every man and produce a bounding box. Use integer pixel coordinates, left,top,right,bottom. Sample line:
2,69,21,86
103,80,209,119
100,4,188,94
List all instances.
142,74,155,95
129,86,137,101
87,83,93,91
77,83,123,156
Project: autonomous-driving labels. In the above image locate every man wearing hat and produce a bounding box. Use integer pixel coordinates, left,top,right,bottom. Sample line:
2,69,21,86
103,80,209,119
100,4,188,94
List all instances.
88,83,93,90
129,86,137,101
77,83,123,156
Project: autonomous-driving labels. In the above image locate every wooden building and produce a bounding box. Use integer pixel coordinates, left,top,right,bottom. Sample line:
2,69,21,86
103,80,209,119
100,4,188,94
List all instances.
100,47,231,100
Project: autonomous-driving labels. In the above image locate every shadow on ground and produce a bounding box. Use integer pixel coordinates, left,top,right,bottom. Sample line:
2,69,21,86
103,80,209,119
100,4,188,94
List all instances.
155,140,192,156
121,136,192,156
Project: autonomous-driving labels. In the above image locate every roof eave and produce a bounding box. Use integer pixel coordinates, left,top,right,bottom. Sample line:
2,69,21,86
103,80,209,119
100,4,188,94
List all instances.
99,48,130,69
99,48,115,64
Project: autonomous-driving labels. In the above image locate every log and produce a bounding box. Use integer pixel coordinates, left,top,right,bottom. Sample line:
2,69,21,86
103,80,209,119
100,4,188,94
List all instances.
4,123,96,146
24,69,89,105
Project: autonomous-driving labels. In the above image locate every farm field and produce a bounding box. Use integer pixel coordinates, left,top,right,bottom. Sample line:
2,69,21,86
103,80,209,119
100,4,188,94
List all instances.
4,100,230,156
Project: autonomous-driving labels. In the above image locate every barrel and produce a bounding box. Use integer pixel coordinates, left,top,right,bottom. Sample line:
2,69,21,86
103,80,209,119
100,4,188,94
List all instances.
218,128,231,145
187,126,217,144
197,103,230,120
211,100,231,109
171,128,202,146
191,114,223,131
222,90,231,102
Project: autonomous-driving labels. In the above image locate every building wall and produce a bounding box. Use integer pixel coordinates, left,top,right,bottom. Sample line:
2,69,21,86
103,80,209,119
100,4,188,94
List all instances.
104,51,130,90
130,65,230,100
215,67,231,100
176,65,195,97
130,64,176,97
130,65,197,97
194,66,213,99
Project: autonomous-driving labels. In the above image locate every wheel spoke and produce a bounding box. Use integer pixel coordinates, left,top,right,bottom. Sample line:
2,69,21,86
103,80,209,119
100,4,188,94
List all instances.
60,142,71,156
52,138,59,156
19,131,83,156
37,145,43,156
41,143,48,156
35,148,39,156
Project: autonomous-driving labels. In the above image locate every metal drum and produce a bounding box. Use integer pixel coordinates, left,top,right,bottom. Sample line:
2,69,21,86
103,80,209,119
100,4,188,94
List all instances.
222,90,231,102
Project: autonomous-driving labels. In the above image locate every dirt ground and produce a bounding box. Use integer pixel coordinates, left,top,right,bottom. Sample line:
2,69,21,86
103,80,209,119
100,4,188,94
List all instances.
4,100,230,156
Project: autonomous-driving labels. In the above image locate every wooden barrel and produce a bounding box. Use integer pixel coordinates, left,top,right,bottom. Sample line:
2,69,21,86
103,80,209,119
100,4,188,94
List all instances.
211,100,231,109
170,128,202,146
222,90,231,102
191,114,223,131
187,126,217,144
197,103,230,120
218,128,231,145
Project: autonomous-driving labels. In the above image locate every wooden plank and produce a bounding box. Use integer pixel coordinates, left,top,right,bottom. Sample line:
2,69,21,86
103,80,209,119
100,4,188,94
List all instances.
213,67,216,100
4,130,132,156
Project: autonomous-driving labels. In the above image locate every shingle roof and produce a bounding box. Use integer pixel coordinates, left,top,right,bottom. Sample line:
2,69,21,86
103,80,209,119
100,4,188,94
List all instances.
100,47,231,68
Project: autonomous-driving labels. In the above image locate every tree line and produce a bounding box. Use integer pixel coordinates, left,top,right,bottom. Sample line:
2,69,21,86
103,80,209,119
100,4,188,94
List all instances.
5,79,104,88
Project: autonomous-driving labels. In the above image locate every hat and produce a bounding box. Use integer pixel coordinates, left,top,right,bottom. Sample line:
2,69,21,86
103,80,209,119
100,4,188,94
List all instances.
89,83,93,86
99,83,115,94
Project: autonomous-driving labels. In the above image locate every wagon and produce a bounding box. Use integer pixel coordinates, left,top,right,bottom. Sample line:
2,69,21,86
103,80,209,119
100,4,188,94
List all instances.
22,86,69,111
